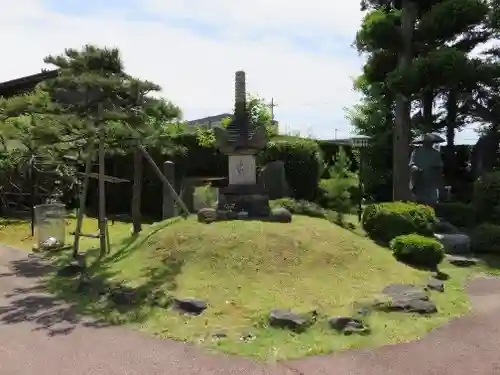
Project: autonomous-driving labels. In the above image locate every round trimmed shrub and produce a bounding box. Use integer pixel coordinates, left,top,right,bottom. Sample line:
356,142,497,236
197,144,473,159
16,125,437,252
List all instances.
471,223,500,254
473,171,500,223
434,202,476,228
362,201,437,243
390,234,445,269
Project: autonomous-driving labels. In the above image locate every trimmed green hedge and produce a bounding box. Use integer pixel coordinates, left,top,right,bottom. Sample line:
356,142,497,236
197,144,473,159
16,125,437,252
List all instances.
390,234,444,269
260,137,324,201
4,130,326,219
434,202,475,228
473,171,500,224
471,223,500,254
362,201,437,243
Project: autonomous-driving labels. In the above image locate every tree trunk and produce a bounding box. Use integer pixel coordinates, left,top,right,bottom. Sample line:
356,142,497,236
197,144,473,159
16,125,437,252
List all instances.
422,88,434,132
443,90,458,188
0,135,6,151
446,90,457,147
98,120,107,257
72,139,95,258
393,0,417,201
30,158,37,237
131,147,143,234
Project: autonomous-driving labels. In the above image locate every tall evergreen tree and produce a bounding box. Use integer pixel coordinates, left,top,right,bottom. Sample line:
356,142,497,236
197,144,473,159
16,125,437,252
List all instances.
353,0,494,199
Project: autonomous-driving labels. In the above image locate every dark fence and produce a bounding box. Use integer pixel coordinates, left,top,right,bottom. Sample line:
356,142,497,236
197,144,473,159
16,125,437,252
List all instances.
1,143,476,219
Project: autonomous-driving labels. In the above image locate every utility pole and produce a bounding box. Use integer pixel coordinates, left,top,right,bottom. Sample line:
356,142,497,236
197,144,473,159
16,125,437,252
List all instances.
334,128,338,140
268,97,278,121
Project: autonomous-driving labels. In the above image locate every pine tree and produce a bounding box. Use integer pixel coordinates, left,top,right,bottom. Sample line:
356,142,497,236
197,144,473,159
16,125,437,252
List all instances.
1,44,183,247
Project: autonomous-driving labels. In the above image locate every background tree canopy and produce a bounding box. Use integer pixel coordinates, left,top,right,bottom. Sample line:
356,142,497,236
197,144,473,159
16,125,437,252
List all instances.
350,0,500,199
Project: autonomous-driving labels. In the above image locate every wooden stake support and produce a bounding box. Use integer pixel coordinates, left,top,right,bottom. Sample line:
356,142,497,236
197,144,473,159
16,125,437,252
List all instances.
77,172,129,183
70,231,101,239
72,136,95,258
137,143,190,217
71,105,191,259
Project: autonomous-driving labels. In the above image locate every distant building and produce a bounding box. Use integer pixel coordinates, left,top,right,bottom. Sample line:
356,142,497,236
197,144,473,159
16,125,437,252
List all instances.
0,70,58,98
186,113,232,129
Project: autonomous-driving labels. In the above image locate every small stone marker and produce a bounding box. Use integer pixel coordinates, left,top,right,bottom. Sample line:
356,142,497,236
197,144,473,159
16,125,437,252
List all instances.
427,278,445,292
383,284,429,301
390,297,438,314
172,298,207,315
382,284,437,314
446,255,479,267
108,285,141,306
328,317,371,335
259,160,290,199
212,331,228,340
269,309,308,331
434,233,471,254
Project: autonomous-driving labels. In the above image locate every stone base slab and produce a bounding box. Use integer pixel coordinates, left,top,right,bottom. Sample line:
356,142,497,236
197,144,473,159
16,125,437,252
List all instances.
217,193,270,217
197,206,292,224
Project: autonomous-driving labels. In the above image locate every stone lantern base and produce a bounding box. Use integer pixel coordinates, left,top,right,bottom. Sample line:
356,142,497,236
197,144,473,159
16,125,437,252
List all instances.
197,184,292,224
218,184,270,217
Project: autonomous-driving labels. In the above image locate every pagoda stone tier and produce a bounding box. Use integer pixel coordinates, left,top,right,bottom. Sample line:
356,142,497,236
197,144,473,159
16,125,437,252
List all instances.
197,71,291,224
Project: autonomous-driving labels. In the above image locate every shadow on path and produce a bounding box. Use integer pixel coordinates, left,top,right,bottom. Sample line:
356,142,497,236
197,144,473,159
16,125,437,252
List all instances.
0,246,291,375
0,252,104,337
3,245,500,375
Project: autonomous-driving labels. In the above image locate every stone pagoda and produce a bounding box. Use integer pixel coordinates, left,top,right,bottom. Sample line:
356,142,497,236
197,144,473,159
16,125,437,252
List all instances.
197,71,291,223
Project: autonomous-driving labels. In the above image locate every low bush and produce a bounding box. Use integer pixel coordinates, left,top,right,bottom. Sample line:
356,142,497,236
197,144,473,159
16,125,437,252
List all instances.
434,202,475,228
471,223,500,254
193,185,218,210
390,234,445,269
270,198,326,218
362,201,437,243
317,177,358,213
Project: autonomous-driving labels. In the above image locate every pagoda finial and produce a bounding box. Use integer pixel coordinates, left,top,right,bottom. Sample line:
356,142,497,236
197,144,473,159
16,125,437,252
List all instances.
235,71,246,107
213,70,267,155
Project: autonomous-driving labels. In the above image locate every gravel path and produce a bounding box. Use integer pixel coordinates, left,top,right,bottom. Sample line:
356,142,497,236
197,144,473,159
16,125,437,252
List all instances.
1,245,500,375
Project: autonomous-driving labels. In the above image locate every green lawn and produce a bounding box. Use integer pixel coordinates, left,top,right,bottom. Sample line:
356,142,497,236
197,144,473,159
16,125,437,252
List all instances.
0,215,134,252
1,214,499,360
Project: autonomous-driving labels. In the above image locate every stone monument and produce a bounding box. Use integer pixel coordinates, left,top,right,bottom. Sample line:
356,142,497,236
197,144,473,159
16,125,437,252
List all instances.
409,134,471,254
197,71,291,223
409,133,445,206
470,132,500,178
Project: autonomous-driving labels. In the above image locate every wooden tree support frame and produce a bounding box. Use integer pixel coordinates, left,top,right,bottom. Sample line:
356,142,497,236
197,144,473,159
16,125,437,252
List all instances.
72,135,96,258
71,121,190,259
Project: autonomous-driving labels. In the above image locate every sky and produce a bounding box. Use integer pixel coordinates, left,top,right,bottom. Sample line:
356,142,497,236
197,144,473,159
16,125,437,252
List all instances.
0,0,483,144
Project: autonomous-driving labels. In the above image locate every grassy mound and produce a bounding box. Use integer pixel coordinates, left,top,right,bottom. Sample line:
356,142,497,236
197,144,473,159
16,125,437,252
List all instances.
1,215,480,359
43,215,474,360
